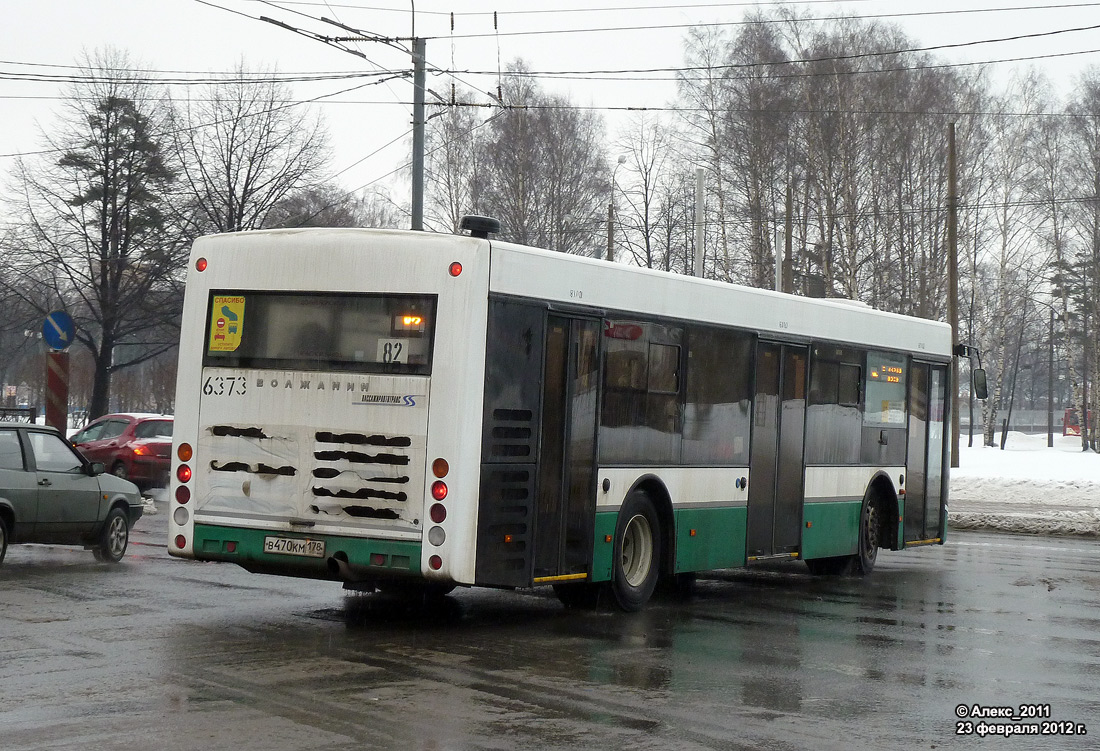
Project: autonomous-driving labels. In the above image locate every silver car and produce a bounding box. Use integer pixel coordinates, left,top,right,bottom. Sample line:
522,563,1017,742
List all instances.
0,422,144,565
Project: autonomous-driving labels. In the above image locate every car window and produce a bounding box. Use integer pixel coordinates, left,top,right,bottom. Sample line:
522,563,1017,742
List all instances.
29,431,86,473
134,420,173,439
73,421,108,443
0,429,25,470
100,420,129,440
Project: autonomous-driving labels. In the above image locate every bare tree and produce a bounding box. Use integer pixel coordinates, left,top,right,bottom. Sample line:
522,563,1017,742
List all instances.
474,61,610,255
265,182,402,228
170,63,330,235
4,49,183,418
424,89,485,233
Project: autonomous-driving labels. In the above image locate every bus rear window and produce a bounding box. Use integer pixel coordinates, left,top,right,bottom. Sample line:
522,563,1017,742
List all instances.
204,291,436,375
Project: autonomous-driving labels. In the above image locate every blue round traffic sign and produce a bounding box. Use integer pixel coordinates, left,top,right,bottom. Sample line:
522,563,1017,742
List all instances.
42,310,76,351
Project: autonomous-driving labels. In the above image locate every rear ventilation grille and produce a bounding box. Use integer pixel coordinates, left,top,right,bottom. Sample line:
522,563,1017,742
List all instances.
488,409,534,459
475,465,535,586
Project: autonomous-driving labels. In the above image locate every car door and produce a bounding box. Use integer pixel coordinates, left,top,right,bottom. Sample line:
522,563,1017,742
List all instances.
0,428,37,541
28,430,103,542
72,418,128,466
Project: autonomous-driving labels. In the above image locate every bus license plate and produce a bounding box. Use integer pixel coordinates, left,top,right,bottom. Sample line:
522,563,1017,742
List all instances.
263,536,325,558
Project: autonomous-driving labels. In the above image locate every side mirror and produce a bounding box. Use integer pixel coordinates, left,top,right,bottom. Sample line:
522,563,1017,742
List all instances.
973,368,988,400
88,461,106,477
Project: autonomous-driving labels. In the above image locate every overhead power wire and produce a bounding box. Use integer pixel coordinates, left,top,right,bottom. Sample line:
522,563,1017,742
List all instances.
425,8,1100,40
248,1,1100,20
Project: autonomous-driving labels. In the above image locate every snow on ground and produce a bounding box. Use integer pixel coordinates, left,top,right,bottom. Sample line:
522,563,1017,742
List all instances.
950,432,1100,537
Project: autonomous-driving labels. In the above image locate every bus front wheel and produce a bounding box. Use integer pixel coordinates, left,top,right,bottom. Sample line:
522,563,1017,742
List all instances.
611,491,661,611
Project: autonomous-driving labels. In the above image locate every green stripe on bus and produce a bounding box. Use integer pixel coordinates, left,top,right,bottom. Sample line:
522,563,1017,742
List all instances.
193,523,422,576
673,506,747,572
801,501,861,559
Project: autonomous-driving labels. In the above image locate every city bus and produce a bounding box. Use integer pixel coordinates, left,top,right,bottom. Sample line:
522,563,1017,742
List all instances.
168,219,953,611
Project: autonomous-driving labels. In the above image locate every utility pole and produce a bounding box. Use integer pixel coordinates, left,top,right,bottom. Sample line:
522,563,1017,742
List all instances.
693,168,705,278
947,123,961,468
411,36,426,231
783,180,794,294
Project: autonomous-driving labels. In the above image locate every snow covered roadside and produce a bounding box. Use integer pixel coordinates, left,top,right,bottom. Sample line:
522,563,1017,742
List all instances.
949,432,1100,537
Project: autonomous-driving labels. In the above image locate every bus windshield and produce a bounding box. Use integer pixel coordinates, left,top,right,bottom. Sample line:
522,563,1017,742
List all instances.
203,290,437,375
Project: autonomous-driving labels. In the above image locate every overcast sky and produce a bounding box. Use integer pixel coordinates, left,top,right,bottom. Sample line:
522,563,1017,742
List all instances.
4,1,1100,201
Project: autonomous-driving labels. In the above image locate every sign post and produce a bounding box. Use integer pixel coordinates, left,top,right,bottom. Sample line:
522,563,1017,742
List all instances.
42,311,76,432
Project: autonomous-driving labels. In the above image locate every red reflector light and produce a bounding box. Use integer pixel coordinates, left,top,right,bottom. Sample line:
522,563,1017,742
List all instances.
175,485,191,504
176,464,192,483
196,257,208,272
174,535,186,549
430,503,447,523
177,443,193,462
371,553,386,566
429,555,442,570
448,261,462,277
432,458,449,478
431,481,448,501
226,542,237,553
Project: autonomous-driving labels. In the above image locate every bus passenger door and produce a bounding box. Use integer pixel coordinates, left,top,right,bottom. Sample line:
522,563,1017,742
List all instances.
534,315,600,581
746,342,808,559
905,362,948,543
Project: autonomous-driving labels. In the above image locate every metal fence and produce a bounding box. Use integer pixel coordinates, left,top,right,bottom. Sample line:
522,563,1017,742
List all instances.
0,407,38,424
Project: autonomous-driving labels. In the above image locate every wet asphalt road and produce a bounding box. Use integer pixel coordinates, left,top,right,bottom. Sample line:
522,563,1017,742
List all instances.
1,507,1098,751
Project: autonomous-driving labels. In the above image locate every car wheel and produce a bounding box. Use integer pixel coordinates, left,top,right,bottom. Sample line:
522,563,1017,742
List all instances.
95,507,129,563
0,516,8,566
111,461,129,482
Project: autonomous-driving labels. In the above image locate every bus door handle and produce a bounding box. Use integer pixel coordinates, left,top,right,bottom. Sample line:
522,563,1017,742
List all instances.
38,478,52,486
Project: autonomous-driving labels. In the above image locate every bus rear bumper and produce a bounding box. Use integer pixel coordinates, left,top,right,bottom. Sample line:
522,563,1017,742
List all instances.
192,522,424,582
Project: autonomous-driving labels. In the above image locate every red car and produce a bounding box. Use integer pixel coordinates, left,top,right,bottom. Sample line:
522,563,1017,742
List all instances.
71,413,173,491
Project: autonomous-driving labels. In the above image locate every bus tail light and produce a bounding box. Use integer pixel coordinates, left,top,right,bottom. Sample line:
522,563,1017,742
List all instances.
429,555,442,570
448,262,462,277
174,535,187,549
431,481,448,500
177,443,193,462
430,503,447,523
196,258,208,272
175,485,191,504
432,458,449,478
176,464,192,484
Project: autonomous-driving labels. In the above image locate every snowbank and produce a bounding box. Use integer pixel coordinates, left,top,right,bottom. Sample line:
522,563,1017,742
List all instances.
949,432,1100,536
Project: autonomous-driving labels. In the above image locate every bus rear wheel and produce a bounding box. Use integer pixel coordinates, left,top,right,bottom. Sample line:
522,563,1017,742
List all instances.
853,497,881,575
611,490,661,611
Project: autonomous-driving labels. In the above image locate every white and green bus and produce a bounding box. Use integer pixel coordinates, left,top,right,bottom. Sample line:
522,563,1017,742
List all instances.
168,219,953,610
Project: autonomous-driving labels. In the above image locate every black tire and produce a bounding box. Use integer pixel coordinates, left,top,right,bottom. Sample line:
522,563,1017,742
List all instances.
0,516,8,566
95,507,129,563
553,582,603,609
377,580,456,598
805,556,851,576
111,461,129,482
853,497,881,575
611,490,661,611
